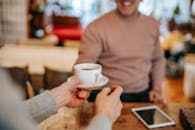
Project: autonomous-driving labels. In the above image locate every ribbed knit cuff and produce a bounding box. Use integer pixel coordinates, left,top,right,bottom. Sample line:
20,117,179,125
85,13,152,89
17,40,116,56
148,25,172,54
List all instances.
23,91,57,123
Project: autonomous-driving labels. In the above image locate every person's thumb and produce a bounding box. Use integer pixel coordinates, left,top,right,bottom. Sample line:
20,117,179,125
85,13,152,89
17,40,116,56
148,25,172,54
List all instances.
149,92,155,102
100,87,111,96
66,76,82,89
110,87,123,99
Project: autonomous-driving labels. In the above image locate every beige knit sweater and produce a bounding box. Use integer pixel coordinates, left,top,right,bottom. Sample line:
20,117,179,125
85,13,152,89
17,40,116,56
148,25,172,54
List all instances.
77,9,165,93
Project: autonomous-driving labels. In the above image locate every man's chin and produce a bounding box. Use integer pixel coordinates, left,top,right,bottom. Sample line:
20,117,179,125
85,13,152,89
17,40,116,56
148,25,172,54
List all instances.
119,10,133,17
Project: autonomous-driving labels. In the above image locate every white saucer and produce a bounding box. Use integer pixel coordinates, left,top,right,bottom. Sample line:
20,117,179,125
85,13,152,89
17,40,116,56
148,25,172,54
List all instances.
67,75,109,90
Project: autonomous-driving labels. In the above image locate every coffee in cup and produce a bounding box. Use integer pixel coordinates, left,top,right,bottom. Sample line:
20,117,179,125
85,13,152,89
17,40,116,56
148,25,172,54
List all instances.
74,63,102,85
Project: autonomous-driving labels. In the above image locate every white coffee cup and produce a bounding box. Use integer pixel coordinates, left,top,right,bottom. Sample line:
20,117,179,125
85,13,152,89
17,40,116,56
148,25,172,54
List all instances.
74,63,102,85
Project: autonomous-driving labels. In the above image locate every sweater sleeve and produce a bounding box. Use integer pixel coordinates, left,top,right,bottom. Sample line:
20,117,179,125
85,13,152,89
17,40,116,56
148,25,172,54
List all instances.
0,68,40,130
76,23,103,64
151,33,166,91
23,91,57,123
0,90,41,130
85,115,112,130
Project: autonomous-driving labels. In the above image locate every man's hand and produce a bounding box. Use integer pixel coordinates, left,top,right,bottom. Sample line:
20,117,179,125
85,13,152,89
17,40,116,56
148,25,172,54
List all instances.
95,85,123,124
149,89,163,103
50,78,90,109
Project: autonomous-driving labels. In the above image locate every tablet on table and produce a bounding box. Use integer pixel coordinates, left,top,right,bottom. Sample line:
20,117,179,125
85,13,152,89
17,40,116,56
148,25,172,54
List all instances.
131,105,176,129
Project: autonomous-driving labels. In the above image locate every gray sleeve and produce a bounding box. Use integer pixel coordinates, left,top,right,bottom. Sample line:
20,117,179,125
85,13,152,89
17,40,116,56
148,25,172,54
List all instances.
0,68,40,130
85,115,112,130
0,93,40,130
23,91,58,123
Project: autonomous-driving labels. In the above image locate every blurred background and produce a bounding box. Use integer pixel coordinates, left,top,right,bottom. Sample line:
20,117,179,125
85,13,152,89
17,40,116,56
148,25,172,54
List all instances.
0,0,195,102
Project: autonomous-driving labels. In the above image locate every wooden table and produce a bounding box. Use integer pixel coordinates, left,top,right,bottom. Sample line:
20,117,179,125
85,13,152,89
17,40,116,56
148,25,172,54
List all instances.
80,103,195,130
39,103,195,130
0,44,78,74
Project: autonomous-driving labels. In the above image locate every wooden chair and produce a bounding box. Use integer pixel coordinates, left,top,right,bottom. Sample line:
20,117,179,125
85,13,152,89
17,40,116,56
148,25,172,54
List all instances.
7,66,28,88
5,66,39,99
44,66,71,90
26,81,35,98
27,76,45,98
6,66,29,99
28,73,45,88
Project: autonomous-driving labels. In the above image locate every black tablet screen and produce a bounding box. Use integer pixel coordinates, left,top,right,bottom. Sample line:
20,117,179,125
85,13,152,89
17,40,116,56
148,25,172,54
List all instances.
135,109,171,125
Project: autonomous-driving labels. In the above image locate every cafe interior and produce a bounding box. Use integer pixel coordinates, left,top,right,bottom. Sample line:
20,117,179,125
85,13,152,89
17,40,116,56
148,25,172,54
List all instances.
0,0,195,130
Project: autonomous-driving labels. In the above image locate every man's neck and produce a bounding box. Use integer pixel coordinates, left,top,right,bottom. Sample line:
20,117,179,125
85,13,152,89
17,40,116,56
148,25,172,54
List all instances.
116,9,140,21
